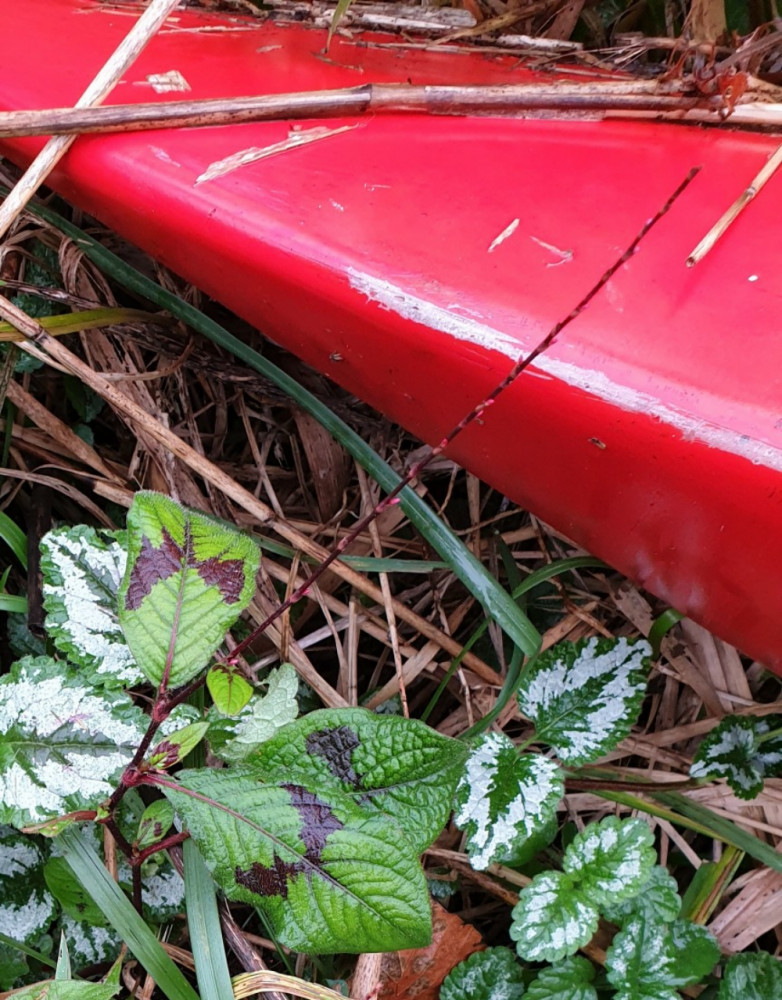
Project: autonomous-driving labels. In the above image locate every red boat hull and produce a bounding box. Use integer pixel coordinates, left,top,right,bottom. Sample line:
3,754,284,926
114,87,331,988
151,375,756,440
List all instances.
2,1,782,671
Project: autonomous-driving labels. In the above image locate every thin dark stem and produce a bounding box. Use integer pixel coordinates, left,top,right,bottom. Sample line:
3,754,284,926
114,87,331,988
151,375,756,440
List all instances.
226,166,700,665
102,815,135,859
132,866,143,915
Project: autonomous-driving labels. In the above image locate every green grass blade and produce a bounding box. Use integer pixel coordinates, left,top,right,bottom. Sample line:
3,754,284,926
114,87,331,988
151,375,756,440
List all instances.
0,593,27,613
0,508,27,569
422,555,606,725
0,931,56,969
184,839,233,1000
58,828,200,1000
32,201,540,657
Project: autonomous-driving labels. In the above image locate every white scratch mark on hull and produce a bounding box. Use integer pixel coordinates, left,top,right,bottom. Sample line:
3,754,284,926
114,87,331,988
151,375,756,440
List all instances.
346,267,782,474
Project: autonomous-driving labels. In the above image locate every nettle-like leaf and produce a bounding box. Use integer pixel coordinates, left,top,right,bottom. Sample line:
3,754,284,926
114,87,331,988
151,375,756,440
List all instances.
526,956,598,1000
0,657,147,827
0,827,57,945
718,952,782,1000
162,766,431,954
510,871,599,963
40,525,142,689
517,637,650,765
440,947,525,1000
453,732,563,870
250,707,464,853
563,817,655,907
208,663,299,764
206,662,254,714
690,714,782,800
603,865,681,925
117,493,260,688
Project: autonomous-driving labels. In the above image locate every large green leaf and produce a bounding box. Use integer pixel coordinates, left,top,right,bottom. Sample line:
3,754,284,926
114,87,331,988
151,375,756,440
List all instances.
0,657,147,827
249,707,465,853
440,948,525,1000
690,714,782,800
40,526,142,689
453,732,562,870
117,493,260,688
161,767,431,954
517,637,650,765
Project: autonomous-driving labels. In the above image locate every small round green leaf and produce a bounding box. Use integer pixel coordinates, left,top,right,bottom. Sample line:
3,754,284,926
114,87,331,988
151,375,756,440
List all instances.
441,948,525,1000
148,721,209,770
690,714,782,800
563,817,655,908
718,952,782,1000
136,800,176,850
526,956,597,1000
510,871,598,963
206,664,254,715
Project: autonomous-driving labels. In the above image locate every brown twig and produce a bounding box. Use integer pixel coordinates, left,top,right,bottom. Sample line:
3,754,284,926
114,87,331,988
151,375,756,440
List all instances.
0,0,181,241
0,82,720,140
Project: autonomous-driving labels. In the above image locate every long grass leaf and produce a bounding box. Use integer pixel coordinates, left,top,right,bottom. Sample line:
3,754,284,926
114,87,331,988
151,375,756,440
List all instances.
0,508,27,568
184,839,234,1000
59,828,200,1000
30,200,541,657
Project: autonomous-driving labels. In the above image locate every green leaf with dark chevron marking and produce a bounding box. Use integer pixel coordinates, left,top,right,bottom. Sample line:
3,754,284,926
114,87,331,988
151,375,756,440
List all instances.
248,708,466,853
117,493,260,688
161,767,431,954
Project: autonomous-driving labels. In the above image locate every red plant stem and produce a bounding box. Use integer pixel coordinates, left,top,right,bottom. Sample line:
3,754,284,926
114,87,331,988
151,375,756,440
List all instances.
133,829,191,867
225,166,701,666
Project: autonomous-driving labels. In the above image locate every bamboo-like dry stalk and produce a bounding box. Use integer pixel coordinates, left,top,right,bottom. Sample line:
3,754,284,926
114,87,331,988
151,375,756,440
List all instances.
0,0,181,241
0,82,723,140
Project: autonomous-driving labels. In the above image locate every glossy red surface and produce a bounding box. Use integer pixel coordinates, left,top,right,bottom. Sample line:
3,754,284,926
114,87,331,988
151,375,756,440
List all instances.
2,0,782,669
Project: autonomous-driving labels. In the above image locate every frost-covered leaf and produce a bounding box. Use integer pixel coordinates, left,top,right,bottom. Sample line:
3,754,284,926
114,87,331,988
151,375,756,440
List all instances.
563,817,655,908
136,800,175,849
0,827,57,945
60,917,122,971
605,914,678,1000
250,706,464,853
453,733,563,870
0,657,146,827
40,526,142,689
117,493,260,688
510,871,598,963
667,920,719,987
690,714,782,800
517,637,650,765
440,947,525,1000
718,952,782,1000
208,663,299,764
148,721,209,770
206,662,253,714
526,956,598,1000
162,766,431,954
603,865,681,925
132,861,186,923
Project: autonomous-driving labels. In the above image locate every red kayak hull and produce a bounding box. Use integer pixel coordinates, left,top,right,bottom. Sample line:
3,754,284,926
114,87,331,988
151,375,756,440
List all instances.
2,1,782,671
